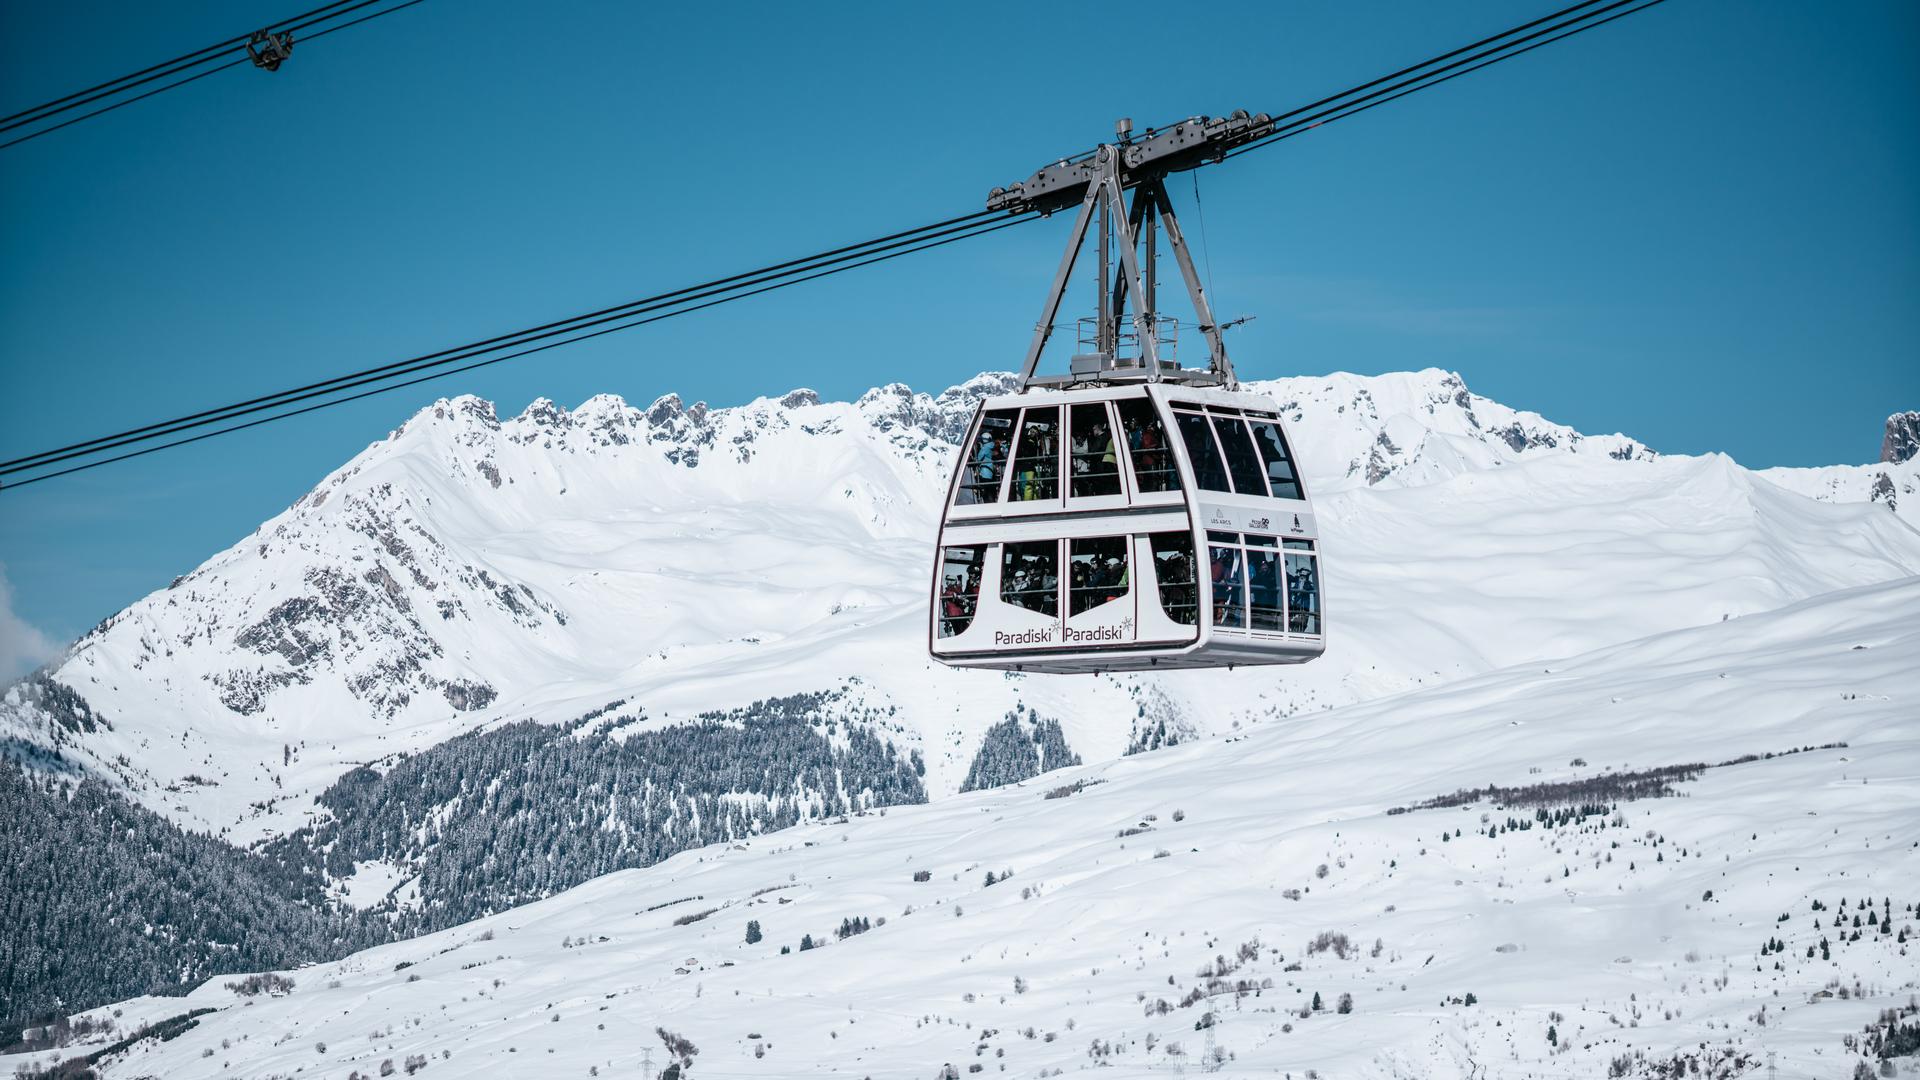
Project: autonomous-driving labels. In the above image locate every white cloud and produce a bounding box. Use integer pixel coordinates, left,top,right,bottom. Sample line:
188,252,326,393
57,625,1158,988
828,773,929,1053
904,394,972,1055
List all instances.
0,563,58,682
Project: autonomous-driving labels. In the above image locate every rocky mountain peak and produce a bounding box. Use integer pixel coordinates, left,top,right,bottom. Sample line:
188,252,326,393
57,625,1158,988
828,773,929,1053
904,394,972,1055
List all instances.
517,397,572,428
1881,411,1919,465
644,393,702,428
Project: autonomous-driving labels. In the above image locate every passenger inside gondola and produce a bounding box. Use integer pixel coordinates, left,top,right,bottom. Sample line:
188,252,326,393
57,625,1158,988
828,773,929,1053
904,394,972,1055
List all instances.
1070,404,1122,497
1010,409,1060,501
1213,412,1271,495
1285,545,1319,633
1248,546,1283,631
958,411,1016,505
1209,541,1246,627
1067,537,1129,614
937,548,982,637
1002,541,1058,615
1116,398,1179,493
970,432,996,485
1247,415,1304,500
1179,410,1233,492
1150,532,1198,624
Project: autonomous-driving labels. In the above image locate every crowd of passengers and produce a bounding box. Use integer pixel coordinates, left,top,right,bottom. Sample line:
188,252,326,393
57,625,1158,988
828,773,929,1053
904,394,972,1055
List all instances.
1070,554,1128,608
941,542,1317,633
1211,547,1319,631
965,410,1175,499
940,560,985,626
1007,564,1057,614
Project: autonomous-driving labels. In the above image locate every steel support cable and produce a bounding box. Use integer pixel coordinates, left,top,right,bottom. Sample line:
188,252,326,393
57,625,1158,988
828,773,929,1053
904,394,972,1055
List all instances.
2,3,1639,466
0,211,1015,472
0,0,1678,489
1252,0,1617,136
1225,0,1667,162
0,60,252,151
0,0,360,128
0,208,1021,468
0,215,1037,491
0,0,384,134
0,208,1012,477
1032,0,1618,182
294,0,430,44
0,0,421,151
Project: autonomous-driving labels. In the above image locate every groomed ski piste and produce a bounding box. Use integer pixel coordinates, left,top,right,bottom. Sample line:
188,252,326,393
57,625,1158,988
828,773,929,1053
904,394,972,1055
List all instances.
24,574,1918,1078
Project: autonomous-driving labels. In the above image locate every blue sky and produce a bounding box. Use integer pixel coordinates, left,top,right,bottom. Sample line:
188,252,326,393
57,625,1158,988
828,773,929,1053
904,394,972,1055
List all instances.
1,0,1916,660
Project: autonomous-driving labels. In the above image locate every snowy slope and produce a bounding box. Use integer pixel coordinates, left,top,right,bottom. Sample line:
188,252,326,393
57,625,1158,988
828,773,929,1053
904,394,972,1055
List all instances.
1759,459,1918,531
5,369,1917,841
43,575,1920,1080
1759,411,1920,530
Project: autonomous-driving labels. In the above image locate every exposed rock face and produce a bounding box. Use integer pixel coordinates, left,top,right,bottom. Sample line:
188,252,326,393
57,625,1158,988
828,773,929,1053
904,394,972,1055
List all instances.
1881,411,1920,465
1870,471,1898,513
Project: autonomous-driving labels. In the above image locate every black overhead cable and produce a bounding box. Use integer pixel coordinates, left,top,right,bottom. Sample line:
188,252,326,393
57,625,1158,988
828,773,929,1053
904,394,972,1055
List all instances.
0,0,359,128
0,0,422,151
1248,0,1627,142
4,1,1655,478
294,0,430,45
1223,0,1670,162
0,60,253,152
0,216,1037,492
0,208,1008,477
0,0,1672,492
1038,0,1622,177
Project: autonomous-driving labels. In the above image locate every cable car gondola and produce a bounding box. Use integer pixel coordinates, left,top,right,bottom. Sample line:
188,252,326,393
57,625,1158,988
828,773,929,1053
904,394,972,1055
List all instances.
929,114,1325,674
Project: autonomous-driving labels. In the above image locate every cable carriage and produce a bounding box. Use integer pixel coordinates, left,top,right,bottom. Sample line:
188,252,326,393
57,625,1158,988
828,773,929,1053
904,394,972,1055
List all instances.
930,114,1326,673
246,28,294,71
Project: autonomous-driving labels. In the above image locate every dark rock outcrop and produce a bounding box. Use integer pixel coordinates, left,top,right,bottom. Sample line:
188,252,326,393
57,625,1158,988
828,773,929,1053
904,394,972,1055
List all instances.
1881,411,1919,465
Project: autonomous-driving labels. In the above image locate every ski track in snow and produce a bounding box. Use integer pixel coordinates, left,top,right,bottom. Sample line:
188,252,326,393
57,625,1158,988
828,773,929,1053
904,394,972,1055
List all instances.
34,576,1920,1079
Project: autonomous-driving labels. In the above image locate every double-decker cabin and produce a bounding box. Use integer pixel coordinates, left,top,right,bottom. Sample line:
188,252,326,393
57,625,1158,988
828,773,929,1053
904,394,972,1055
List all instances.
930,382,1324,673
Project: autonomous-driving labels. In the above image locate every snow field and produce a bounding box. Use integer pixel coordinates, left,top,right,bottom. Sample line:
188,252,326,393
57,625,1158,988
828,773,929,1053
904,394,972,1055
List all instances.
54,575,1920,1079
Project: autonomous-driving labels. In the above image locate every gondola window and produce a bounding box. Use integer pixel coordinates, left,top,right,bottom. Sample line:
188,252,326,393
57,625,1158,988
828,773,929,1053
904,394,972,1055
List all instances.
1068,536,1129,615
1208,531,1248,629
1246,414,1304,500
956,409,1018,505
936,547,982,637
1150,532,1198,625
1175,410,1231,492
1008,408,1061,502
1284,540,1320,634
1212,412,1270,496
1069,403,1123,498
1246,535,1285,631
1115,398,1181,493
1001,541,1059,616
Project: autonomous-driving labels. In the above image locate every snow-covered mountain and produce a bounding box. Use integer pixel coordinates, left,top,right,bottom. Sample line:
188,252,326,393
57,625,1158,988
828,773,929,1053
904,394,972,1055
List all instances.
5,370,1917,843
31,574,1919,1079
1758,410,1920,529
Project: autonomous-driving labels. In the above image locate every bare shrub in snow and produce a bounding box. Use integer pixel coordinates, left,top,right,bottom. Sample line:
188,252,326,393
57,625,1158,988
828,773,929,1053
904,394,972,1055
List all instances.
226,973,295,996
1307,931,1352,959
656,1026,698,1072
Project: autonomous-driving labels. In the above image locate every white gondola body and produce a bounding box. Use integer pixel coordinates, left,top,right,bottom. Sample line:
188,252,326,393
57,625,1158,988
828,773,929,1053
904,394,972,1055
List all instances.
930,382,1326,673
